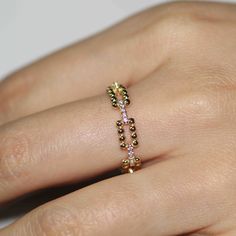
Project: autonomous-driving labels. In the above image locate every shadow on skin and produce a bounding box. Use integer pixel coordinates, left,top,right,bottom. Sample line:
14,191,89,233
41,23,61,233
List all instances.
0,169,120,224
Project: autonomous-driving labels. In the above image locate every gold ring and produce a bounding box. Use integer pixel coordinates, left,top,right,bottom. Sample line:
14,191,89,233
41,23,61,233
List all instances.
106,82,141,174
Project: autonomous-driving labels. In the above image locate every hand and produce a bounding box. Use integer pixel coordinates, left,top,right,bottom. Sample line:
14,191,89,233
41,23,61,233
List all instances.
1,2,236,235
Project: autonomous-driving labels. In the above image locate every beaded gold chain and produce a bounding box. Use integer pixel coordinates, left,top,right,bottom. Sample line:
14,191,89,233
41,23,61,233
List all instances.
106,82,141,174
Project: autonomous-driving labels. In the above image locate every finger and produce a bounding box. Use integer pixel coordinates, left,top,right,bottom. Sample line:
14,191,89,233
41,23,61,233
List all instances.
0,156,226,236
0,3,173,125
0,66,184,204
0,55,218,205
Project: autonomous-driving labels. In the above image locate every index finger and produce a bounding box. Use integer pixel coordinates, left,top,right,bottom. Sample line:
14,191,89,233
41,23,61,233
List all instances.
0,4,171,125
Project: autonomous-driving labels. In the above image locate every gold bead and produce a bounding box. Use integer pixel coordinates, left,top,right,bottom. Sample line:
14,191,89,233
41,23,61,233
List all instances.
122,90,128,95
135,157,141,167
123,95,129,100
122,159,129,169
132,139,138,146
131,132,137,139
119,84,126,89
124,99,130,105
129,118,135,124
116,120,123,127
120,142,127,149
112,102,118,108
117,128,124,134
129,125,136,131
119,134,125,141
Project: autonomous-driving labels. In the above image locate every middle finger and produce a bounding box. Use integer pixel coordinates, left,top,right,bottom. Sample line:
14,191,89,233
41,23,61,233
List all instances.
0,74,178,204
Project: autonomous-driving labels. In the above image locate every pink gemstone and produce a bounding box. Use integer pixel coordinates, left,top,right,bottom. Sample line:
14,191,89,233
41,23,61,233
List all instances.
118,100,124,108
128,145,134,158
118,100,129,123
123,116,129,124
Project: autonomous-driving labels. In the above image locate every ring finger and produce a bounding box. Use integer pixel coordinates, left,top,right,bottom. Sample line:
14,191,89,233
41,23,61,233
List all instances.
0,69,181,204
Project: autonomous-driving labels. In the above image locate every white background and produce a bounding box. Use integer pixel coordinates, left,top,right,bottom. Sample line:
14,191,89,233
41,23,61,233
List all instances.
0,0,168,79
0,0,236,230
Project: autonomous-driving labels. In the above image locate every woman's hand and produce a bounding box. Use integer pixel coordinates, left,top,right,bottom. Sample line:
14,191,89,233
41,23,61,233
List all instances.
1,2,236,235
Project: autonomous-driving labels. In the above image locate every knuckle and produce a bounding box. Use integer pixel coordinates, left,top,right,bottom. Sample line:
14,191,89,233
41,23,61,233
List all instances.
178,66,236,128
142,2,218,52
124,2,211,60
0,130,31,180
36,206,84,236
170,63,236,130
156,16,201,51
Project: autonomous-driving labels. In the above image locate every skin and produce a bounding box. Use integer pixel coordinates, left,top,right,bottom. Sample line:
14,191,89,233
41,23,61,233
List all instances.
0,1,236,235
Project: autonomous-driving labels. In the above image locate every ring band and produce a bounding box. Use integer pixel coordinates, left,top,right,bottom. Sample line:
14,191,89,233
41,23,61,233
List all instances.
106,82,141,174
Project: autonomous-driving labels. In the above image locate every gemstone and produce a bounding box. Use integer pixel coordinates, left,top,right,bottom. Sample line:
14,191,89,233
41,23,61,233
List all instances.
118,100,125,108
118,100,129,124
122,115,129,124
128,145,135,159
120,142,126,149
122,90,128,95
